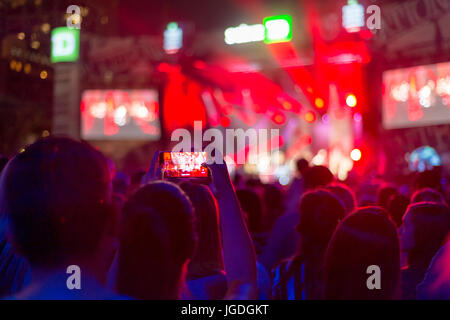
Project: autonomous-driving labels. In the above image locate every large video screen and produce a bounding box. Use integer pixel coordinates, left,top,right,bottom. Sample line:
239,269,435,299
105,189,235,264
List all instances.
81,89,161,140
382,62,450,129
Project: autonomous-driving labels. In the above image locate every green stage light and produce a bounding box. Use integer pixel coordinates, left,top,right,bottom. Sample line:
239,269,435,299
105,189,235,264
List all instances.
51,27,80,63
263,15,292,44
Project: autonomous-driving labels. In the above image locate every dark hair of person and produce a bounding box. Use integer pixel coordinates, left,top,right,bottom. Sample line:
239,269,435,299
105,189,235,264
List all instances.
117,181,196,300
262,183,285,231
127,170,146,196
285,189,346,299
263,183,284,212
404,202,450,269
411,187,446,205
113,171,130,196
326,183,356,215
0,137,112,268
296,158,309,175
131,170,146,186
413,168,443,193
180,182,224,280
377,185,398,210
304,166,334,190
296,189,346,260
236,189,264,234
324,207,400,300
387,194,409,227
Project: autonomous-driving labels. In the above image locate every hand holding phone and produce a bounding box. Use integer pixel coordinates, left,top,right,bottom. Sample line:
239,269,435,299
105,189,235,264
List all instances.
159,152,210,183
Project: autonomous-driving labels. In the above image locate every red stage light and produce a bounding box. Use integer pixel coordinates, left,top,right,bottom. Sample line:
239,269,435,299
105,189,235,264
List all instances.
302,134,312,145
304,111,316,123
360,29,373,40
194,60,207,69
346,94,357,107
157,62,171,73
315,97,324,109
351,148,362,161
282,100,292,110
220,116,231,127
273,113,286,125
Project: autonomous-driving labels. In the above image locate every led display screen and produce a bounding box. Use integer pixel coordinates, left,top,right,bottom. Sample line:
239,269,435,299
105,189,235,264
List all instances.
81,89,161,140
382,62,450,129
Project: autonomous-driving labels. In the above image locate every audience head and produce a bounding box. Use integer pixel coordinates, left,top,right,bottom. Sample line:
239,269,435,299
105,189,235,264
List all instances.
245,177,264,190
180,182,223,279
399,202,450,268
377,185,398,210
2,133,447,301
324,207,400,300
113,171,130,197
232,172,243,188
326,183,356,215
296,189,346,260
237,189,264,234
296,158,309,176
128,170,146,195
263,183,284,213
411,187,446,205
387,194,410,227
263,183,285,230
117,181,196,299
356,183,378,207
304,166,334,190
0,137,113,269
414,168,442,190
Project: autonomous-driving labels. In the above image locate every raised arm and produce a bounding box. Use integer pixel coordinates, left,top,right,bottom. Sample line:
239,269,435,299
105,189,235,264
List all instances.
140,151,162,186
204,153,257,300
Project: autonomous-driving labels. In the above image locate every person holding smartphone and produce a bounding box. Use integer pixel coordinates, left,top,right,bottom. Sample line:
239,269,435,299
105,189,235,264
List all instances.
110,150,257,300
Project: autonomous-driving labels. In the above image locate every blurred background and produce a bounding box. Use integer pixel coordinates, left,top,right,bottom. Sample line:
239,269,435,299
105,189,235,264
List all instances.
0,0,449,185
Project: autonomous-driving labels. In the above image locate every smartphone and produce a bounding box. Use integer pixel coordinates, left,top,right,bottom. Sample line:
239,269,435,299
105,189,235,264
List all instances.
159,152,209,179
